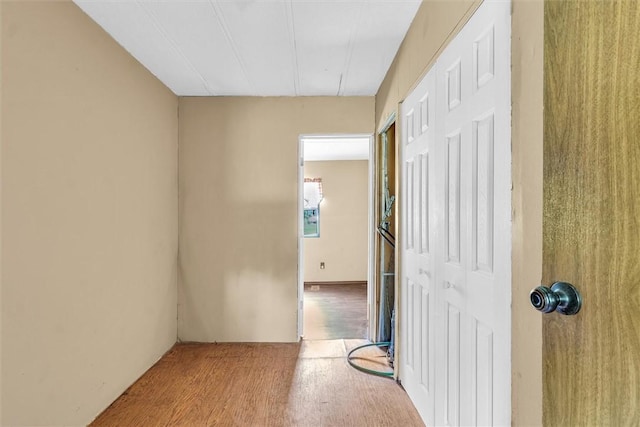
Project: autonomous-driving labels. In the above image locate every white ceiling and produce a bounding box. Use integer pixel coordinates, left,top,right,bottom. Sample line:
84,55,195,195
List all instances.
303,136,369,161
73,0,421,97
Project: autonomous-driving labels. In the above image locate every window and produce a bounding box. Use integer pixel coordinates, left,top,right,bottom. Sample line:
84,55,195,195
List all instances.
304,178,323,237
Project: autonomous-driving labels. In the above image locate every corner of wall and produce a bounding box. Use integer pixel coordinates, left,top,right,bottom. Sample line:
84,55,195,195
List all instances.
374,0,480,131
176,97,182,344
0,0,4,423
176,97,374,343
2,2,179,424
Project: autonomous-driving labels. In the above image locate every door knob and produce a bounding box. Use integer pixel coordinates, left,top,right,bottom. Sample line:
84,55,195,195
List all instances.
530,282,582,315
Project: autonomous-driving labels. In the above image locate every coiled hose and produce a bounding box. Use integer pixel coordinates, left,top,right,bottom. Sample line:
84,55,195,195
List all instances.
347,341,393,378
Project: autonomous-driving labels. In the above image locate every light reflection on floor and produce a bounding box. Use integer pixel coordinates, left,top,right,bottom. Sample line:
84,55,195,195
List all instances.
303,282,367,340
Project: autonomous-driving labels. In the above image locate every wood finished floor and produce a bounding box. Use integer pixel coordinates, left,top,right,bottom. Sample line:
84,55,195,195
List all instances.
91,340,423,427
303,283,367,340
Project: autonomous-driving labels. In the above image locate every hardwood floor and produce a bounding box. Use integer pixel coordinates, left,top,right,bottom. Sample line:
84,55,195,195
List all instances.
91,340,423,426
303,282,367,340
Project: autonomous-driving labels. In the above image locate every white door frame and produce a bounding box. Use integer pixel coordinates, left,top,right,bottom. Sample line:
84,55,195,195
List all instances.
375,113,397,343
297,134,375,340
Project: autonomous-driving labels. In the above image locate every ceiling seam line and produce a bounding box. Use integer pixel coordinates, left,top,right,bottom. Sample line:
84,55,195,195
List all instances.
338,2,364,96
285,0,301,96
135,0,216,96
207,0,256,96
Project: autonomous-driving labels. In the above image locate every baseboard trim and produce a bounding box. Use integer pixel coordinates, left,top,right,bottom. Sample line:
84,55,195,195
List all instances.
304,281,367,286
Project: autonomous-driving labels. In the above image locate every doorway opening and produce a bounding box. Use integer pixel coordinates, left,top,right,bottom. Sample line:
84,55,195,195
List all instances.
298,134,374,341
373,119,397,363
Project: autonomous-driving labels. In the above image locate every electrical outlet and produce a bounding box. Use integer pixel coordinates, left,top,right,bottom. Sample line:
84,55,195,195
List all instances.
320,262,325,269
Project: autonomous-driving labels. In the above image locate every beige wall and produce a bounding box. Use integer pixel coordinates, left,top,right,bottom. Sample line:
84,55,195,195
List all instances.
511,1,543,425
375,0,479,129
303,160,368,283
1,2,179,425
374,0,543,425
178,97,374,343
0,0,543,425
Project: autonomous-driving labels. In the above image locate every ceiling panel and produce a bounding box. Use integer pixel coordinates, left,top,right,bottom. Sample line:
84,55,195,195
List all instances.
75,0,210,95
343,1,422,95
292,1,362,96
216,1,297,96
73,0,421,97
139,1,251,95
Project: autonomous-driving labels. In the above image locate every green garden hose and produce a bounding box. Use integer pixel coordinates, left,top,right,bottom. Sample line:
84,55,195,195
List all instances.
347,341,393,378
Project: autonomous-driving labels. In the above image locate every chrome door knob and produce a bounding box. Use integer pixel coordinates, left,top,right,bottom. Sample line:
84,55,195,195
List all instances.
530,282,582,315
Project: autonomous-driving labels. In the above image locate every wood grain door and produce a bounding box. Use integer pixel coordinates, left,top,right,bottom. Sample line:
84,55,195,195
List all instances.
543,1,640,425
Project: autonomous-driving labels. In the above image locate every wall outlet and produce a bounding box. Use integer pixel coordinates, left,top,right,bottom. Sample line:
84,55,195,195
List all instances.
320,262,325,269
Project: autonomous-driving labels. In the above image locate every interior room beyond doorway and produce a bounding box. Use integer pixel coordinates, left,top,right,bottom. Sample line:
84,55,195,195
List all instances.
299,135,373,341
